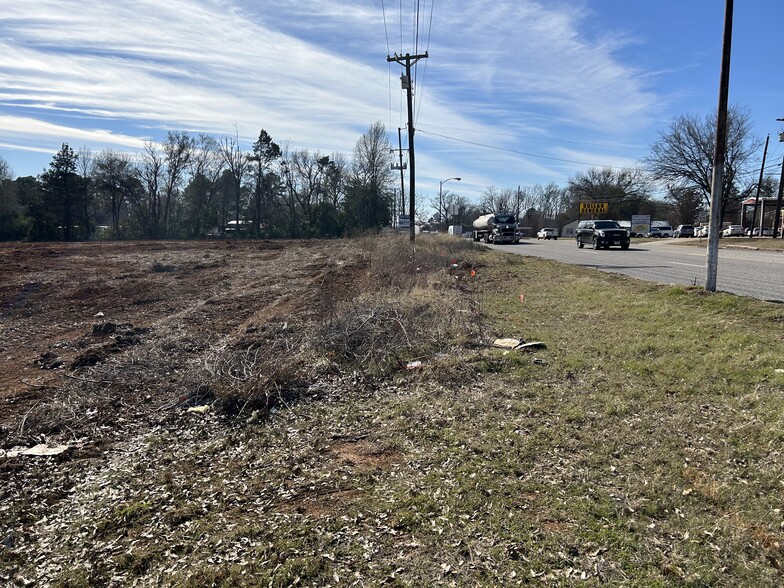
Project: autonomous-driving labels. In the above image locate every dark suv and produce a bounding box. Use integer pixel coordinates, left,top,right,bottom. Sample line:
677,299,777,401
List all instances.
576,220,630,250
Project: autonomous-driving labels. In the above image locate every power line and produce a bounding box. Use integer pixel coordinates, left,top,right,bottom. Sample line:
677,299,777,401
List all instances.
414,1,435,126
416,122,647,152
399,0,403,54
380,0,391,55
415,0,420,55
418,129,633,170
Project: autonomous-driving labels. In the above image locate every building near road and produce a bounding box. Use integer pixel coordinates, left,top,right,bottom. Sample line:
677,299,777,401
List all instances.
560,219,579,238
740,197,783,235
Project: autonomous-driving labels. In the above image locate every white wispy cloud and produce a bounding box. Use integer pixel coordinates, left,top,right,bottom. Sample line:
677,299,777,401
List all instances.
0,1,394,148
0,0,664,191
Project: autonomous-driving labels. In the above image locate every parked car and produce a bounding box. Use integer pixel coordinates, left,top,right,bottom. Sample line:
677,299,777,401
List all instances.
537,227,557,240
673,224,694,238
745,227,774,236
654,225,673,237
722,225,744,237
694,225,709,237
645,227,665,238
575,220,630,250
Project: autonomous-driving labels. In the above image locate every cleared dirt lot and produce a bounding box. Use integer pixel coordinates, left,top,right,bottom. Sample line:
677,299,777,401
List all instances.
1,240,377,583
0,239,364,428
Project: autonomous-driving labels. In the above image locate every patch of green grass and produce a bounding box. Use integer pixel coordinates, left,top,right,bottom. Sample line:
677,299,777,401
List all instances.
95,500,155,538
51,568,91,588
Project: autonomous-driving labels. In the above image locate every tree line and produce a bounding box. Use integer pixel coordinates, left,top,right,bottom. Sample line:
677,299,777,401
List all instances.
0,106,777,241
0,122,396,241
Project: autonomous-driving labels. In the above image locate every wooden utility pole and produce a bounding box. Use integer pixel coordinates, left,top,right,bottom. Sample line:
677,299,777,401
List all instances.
390,127,407,215
706,0,734,292
749,134,769,238
387,52,428,243
774,155,784,239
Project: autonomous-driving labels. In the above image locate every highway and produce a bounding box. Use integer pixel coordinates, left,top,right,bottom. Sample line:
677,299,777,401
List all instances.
489,238,784,303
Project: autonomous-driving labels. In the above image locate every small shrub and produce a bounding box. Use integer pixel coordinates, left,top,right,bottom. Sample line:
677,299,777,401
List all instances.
208,330,313,416
149,260,176,273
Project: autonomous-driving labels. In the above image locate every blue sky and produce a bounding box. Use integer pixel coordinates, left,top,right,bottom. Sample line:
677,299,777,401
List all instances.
1,0,782,206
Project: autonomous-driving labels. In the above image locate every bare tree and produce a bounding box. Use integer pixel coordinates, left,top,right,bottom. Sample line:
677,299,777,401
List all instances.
344,122,394,232
568,167,652,219
0,156,10,182
478,186,515,213
219,131,249,232
283,149,334,236
161,131,194,236
75,147,96,239
645,106,758,222
187,134,223,237
321,152,347,210
518,182,570,229
94,150,135,235
430,191,473,227
665,186,703,225
0,156,23,239
132,142,164,237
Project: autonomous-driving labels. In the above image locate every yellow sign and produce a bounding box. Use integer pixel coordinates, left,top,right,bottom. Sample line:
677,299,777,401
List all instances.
580,201,609,215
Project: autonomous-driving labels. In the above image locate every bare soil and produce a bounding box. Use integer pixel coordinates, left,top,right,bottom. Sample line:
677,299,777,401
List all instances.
0,239,365,430
1,239,383,584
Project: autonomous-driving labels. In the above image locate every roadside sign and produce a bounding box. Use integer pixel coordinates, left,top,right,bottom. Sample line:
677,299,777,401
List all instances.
631,214,651,236
580,201,609,215
398,215,410,230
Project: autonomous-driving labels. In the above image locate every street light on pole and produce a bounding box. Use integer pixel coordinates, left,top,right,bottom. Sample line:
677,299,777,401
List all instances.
439,177,461,231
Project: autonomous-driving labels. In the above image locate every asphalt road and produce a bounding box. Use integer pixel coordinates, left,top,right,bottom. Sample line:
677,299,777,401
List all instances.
489,237,784,303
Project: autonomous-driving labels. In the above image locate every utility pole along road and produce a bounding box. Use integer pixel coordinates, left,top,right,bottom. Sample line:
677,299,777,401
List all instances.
490,239,784,303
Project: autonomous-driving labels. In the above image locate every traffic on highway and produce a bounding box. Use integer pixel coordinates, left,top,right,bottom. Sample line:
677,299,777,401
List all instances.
490,237,784,303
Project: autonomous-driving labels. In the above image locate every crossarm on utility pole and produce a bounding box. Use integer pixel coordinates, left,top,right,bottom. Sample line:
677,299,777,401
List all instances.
387,52,428,244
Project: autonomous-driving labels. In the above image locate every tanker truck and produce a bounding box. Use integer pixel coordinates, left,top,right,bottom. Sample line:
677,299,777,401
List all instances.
472,212,519,244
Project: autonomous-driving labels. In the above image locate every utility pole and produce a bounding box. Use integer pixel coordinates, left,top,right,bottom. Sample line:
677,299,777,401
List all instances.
774,120,784,239
390,128,407,215
706,0,733,292
749,134,769,238
774,155,784,239
387,51,428,243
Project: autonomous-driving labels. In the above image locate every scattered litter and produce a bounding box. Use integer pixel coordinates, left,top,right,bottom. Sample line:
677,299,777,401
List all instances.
94,311,104,317
518,341,546,350
405,360,423,370
492,338,546,351
493,338,523,349
4,444,71,458
532,357,547,365
187,405,211,414
776,369,784,374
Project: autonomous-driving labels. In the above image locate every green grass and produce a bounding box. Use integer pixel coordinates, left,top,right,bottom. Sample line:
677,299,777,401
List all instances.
655,236,784,251
15,235,784,587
